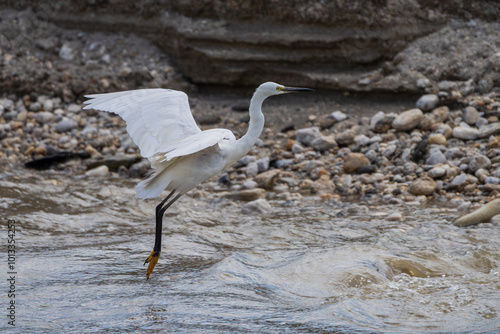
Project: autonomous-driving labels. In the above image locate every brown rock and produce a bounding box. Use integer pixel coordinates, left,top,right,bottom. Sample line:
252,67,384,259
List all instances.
428,133,447,145
254,169,281,190
343,153,370,174
9,121,23,131
225,188,266,201
335,131,355,146
408,177,436,196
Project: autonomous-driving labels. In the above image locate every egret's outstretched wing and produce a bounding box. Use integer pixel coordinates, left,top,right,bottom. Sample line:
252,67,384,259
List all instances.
83,89,202,158
162,129,235,161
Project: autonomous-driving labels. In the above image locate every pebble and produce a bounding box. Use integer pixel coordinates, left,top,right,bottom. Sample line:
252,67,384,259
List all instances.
343,153,370,173
243,162,258,177
29,102,41,112
291,143,305,153
227,188,266,201
425,151,447,165
408,177,436,196
330,111,347,122
296,127,321,146
392,108,423,131
468,154,491,173
387,212,404,221
56,118,78,132
241,198,272,214
428,133,447,145
479,123,500,138
452,126,479,140
43,99,54,112
354,134,371,146
85,165,110,177
241,179,258,189
416,94,439,111
59,43,74,61
463,106,479,125
450,173,468,188
256,157,270,172
274,159,293,169
335,131,355,146
428,166,447,178
311,135,336,151
254,169,281,190
34,111,55,124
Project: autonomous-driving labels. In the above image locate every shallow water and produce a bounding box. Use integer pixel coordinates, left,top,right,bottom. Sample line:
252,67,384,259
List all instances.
1,170,499,333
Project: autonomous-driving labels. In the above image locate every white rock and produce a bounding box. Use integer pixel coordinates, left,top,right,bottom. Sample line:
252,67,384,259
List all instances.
59,43,74,61
244,162,259,177
43,99,54,112
296,127,321,146
452,126,479,140
370,111,386,131
392,108,423,131
354,134,371,146
85,165,110,177
330,110,347,122
416,94,439,111
241,199,272,215
428,166,446,178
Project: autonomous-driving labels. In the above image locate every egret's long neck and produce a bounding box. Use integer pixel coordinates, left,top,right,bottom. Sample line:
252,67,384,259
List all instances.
233,91,266,159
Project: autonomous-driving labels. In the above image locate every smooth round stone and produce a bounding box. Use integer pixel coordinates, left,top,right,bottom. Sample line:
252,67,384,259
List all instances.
409,177,436,196
392,108,423,131
85,165,110,177
450,173,467,188
468,154,491,173
244,162,259,177
382,144,397,157
34,111,55,124
43,99,54,112
241,199,272,215
428,133,447,145
387,212,404,221
335,131,355,146
354,134,371,146
416,78,431,88
425,151,447,165
56,118,78,132
291,143,305,154
416,94,439,111
29,102,41,112
484,177,500,184
343,153,370,173
463,106,479,125
330,110,347,122
428,166,446,178
311,135,336,152
274,159,293,169
296,127,321,146
452,126,479,140
479,123,500,138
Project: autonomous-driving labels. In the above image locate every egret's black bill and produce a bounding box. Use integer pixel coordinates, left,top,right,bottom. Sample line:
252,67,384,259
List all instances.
283,86,314,92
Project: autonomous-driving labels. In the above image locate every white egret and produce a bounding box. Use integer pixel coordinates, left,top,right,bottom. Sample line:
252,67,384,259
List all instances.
83,82,313,279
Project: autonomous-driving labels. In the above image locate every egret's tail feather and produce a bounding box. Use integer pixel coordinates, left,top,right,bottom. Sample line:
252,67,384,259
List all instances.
135,169,172,199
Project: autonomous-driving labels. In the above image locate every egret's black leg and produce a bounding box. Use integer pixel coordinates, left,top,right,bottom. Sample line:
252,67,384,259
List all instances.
144,190,182,279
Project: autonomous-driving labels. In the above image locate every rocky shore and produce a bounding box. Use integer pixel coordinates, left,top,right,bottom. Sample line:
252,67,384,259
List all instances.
1,7,500,219
2,79,500,214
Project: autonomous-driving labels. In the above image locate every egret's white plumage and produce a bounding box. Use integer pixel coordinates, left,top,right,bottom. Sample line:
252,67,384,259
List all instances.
83,82,312,279
84,82,309,199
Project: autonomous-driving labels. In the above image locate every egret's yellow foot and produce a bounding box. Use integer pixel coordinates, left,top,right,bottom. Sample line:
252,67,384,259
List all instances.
144,250,160,280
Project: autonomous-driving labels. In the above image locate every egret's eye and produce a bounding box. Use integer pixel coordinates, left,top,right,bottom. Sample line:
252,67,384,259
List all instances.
276,86,284,92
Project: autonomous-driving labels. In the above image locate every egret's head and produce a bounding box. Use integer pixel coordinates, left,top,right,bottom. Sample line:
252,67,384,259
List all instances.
256,82,313,97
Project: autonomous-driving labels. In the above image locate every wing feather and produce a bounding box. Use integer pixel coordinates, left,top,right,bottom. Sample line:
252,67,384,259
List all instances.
83,89,202,158
162,129,235,161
